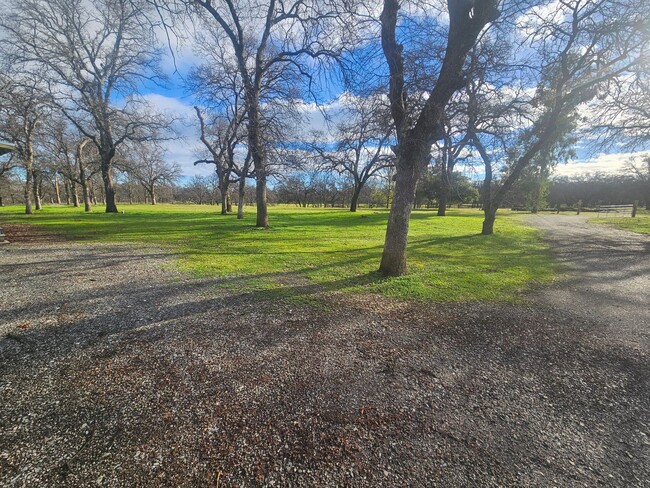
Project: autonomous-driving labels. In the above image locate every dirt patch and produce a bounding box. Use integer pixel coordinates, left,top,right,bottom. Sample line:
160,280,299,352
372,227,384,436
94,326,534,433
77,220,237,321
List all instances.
0,241,648,487
1,223,68,243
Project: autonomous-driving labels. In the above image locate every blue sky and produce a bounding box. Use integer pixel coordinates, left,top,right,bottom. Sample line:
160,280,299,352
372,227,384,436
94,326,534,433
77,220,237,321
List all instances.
140,27,648,183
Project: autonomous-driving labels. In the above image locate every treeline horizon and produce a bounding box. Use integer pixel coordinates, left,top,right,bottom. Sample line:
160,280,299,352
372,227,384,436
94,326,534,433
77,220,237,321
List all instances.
2,169,647,212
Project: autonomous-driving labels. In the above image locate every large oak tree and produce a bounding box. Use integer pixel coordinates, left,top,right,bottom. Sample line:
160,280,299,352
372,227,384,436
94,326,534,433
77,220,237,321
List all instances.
378,0,500,275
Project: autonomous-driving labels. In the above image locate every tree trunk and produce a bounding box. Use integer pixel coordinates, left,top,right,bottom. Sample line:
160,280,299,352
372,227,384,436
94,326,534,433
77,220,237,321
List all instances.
102,173,117,212
377,0,502,274
219,180,229,215
237,176,246,219
255,169,268,227
379,158,421,276
71,181,80,207
77,141,92,212
226,190,233,213
89,180,97,205
473,134,497,236
437,182,448,216
247,96,268,228
150,187,157,205
101,151,118,213
24,166,33,215
64,179,71,205
482,207,496,235
32,172,42,210
350,184,362,212
82,182,92,212
54,175,61,204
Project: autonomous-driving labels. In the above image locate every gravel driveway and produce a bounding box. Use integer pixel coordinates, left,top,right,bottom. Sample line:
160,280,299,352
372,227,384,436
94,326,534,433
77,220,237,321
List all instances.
1,228,649,487
529,214,650,345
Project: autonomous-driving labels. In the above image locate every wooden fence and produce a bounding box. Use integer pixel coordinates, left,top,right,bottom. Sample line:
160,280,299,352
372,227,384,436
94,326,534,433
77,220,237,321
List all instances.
597,204,636,218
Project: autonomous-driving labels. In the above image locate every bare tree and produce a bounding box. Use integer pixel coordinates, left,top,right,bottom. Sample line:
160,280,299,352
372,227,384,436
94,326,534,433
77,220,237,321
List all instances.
312,94,394,212
1,0,171,213
126,143,181,205
46,119,101,212
0,75,50,214
186,175,212,205
48,122,80,208
432,115,472,217
156,0,352,227
194,107,246,214
188,40,251,216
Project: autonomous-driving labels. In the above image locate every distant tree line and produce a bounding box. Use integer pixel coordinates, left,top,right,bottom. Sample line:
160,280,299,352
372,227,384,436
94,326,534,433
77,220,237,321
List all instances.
499,156,650,211
546,174,649,210
2,160,649,217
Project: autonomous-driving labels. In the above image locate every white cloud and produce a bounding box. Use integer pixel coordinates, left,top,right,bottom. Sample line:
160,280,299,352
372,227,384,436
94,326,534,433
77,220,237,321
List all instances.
139,93,214,178
553,151,650,177
143,93,193,118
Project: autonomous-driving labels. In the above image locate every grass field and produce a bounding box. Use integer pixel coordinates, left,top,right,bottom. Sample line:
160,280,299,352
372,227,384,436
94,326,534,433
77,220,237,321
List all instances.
592,210,650,235
0,204,555,302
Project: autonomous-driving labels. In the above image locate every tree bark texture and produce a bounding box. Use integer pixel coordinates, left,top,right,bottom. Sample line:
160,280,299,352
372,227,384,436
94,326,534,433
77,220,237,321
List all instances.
219,179,229,215
437,182,448,216
482,208,496,235
379,148,428,276
24,166,33,215
246,94,269,227
54,175,61,204
100,148,118,213
32,172,42,211
71,180,80,207
76,140,92,212
237,177,246,219
350,184,362,212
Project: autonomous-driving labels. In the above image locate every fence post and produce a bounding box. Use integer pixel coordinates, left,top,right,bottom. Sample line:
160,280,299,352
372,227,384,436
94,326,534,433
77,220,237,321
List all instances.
576,200,582,215
632,200,638,218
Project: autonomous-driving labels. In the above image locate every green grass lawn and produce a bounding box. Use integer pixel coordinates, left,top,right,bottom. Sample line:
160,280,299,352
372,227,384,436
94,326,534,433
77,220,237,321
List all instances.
591,210,650,235
0,204,555,302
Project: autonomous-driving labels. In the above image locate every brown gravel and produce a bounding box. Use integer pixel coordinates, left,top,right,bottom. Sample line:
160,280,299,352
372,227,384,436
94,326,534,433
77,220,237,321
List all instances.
0,239,648,487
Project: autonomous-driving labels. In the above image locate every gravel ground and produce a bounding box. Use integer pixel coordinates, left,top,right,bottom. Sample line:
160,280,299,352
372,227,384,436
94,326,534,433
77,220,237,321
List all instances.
1,224,649,487
529,214,650,345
